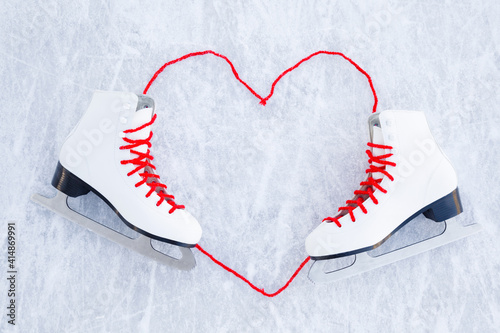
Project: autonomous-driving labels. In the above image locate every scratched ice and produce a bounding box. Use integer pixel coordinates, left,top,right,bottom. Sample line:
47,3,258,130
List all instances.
0,1,499,332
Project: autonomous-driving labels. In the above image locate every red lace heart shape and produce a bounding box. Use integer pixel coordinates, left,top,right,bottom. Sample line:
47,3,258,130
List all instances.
143,50,378,297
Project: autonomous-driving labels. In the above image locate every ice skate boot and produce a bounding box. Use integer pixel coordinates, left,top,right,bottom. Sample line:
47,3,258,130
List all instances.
307,110,480,282
32,91,201,270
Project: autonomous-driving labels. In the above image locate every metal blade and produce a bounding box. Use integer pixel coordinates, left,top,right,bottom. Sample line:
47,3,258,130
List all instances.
309,221,481,283
31,191,196,271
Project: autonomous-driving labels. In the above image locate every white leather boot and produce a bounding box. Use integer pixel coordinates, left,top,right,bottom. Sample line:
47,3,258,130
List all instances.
53,91,202,247
306,110,463,259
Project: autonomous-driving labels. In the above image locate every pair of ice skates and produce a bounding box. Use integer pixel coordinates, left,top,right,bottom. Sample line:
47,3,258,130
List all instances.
32,91,480,282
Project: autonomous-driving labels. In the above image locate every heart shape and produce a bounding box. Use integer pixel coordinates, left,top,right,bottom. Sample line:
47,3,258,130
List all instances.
144,50,377,111
144,50,378,297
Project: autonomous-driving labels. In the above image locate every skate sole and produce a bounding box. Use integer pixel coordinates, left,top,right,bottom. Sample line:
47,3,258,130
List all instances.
308,219,481,283
310,188,465,261
51,161,196,249
31,191,196,270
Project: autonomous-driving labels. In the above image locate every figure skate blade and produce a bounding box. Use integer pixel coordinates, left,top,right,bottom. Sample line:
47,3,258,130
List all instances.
31,191,196,270
308,220,481,283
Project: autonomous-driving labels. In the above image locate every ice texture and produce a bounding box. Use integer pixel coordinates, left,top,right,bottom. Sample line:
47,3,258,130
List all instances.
0,0,499,332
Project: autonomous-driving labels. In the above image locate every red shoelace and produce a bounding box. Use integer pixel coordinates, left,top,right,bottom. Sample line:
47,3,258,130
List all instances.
323,142,396,227
119,113,185,214
143,50,378,297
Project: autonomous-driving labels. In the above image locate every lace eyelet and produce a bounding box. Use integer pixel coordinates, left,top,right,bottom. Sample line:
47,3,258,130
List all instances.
323,141,394,225
119,114,184,213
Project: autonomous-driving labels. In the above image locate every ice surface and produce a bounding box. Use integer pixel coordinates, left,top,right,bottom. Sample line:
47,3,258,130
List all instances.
1,0,499,332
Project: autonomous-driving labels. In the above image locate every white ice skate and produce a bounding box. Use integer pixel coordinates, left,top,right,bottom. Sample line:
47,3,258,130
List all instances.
307,110,480,283
32,91,202,270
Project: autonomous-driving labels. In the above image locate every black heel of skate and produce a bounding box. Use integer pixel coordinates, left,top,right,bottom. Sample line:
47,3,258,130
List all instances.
423,188,463,222
51,162,91,197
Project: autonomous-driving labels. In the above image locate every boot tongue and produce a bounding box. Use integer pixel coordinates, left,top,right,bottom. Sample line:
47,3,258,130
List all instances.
124,100,161,190
371,126,386,167
127,107,154,154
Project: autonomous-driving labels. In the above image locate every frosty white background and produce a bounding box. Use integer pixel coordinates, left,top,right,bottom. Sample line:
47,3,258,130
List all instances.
1,0,498,332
